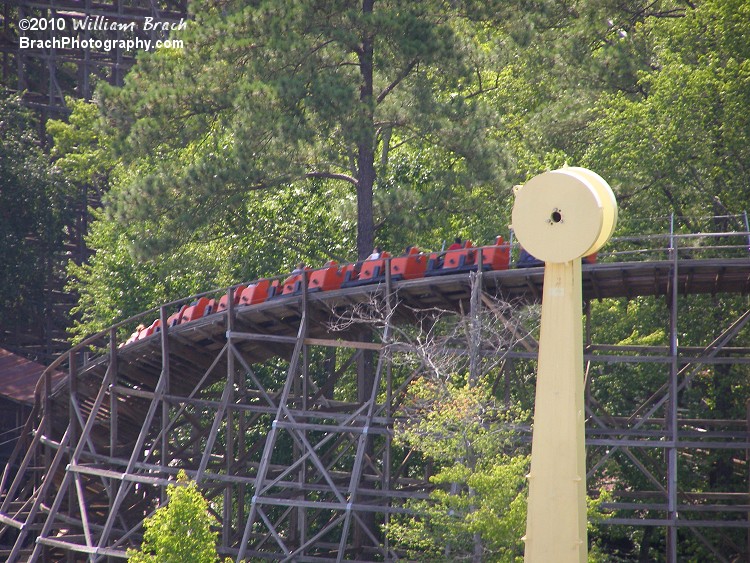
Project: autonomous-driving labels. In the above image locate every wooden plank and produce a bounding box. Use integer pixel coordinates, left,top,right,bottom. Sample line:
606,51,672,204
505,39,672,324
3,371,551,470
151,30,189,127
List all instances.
227,332,298,345
36,536,129,558
0,513,24,529
303,338,382,351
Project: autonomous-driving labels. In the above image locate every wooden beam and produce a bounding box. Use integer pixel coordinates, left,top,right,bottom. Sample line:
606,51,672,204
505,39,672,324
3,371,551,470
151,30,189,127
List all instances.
304,337,382,351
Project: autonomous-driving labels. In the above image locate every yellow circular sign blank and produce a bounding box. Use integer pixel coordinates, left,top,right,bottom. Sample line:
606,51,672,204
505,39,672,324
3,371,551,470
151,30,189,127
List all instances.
511,168,618,263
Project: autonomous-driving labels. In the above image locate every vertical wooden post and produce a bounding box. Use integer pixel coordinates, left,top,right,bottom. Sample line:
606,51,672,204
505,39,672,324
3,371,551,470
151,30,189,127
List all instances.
383,255,395,555
666,216,679,563
224,287,236,547
109,327,118,460
159,306,170,505
66,352,78,563
237,351,247,540
42,364,52,563
109,327,119,524
299,270,309,548
469,249,484,385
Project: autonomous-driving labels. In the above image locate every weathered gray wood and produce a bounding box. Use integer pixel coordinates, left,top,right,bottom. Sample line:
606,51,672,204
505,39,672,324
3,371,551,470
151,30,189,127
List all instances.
4,254,750,562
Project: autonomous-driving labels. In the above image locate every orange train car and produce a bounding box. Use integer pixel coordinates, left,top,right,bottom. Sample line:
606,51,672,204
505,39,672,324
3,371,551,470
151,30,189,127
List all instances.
390,247,427,281
308,262,347,292
122,237,522,346
217,285,247,312
240,280,272,305
480,236,511,271
180,297,212,324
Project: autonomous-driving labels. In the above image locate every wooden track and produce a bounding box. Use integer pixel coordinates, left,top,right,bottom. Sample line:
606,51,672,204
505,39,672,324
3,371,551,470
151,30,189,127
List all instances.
102,257,750,392
2,254,750,562
96,257,750,363
53,257,750,409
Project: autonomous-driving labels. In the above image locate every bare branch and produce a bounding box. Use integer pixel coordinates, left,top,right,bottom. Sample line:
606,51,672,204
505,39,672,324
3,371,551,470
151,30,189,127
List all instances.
326,284,540,385
304,171,359,186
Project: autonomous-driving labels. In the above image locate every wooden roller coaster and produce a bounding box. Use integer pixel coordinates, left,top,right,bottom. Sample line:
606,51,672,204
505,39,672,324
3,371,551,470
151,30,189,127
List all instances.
1,214,750,562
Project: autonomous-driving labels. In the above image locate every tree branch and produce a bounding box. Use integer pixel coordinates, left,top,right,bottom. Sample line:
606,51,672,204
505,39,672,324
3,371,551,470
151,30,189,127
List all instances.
376,58,420,104
305,171,359,186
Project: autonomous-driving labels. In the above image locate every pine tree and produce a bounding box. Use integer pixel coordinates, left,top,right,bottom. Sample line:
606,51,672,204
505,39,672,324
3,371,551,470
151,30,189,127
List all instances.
99,0,531,259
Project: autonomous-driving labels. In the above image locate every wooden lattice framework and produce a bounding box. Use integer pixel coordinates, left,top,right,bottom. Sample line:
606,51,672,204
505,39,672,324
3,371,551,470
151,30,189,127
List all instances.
0,0,188,363
1,216,750,561
1,0,187,115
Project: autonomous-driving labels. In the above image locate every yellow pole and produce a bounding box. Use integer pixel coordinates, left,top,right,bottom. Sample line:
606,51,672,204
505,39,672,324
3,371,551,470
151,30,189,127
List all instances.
524,260,587,561
511,168,617,563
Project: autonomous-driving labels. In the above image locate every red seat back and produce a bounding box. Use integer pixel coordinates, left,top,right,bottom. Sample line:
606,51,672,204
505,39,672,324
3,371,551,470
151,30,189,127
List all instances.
481,239,510,271
240,279,271,305
269,279,281,298
181,297,211,323
583,252,597,264
442,244,475,270
282,268,311,295
391,249,427,280
143,319,161,337
309,262,346,291
167,304,188,327
218,285,248,312
359,252,391,280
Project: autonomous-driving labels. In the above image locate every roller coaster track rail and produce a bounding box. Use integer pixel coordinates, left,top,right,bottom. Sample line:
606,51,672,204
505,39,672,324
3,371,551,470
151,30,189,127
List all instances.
1,212,750,562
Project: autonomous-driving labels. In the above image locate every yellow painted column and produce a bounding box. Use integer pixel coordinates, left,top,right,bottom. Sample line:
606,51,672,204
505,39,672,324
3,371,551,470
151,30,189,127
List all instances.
524,260,587,561
512,168,617,563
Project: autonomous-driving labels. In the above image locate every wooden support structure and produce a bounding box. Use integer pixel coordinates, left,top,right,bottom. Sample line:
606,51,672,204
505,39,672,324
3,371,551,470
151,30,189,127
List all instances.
1,0,188,114
0,224,749,560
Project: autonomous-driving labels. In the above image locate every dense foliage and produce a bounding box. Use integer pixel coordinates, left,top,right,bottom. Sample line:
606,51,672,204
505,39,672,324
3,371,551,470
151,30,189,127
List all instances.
2,0,749,559
388,377,529,561
0,92,69,328
126,470,220,563
580,0,750,219
95,0,537,263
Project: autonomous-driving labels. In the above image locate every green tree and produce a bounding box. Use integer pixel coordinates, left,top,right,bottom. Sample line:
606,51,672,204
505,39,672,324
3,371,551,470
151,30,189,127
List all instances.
473,1,690,181
581,0,750,220
388,377,529,562
66,179,352,340
46,97,115,194
0,91,69,329
97,0,543,260
127,470,219,563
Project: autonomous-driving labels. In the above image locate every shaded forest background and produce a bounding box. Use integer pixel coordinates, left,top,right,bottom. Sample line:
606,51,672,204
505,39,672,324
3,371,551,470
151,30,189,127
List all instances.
1,0,750,560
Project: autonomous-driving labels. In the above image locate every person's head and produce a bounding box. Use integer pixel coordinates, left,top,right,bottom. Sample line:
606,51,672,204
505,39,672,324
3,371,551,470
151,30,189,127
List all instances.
454,237,462,245
373,246,381,253
296,262,304,270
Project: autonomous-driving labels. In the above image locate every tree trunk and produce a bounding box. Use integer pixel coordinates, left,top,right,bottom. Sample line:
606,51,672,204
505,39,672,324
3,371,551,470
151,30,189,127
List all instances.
356,0,376,260
353,4,377,553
